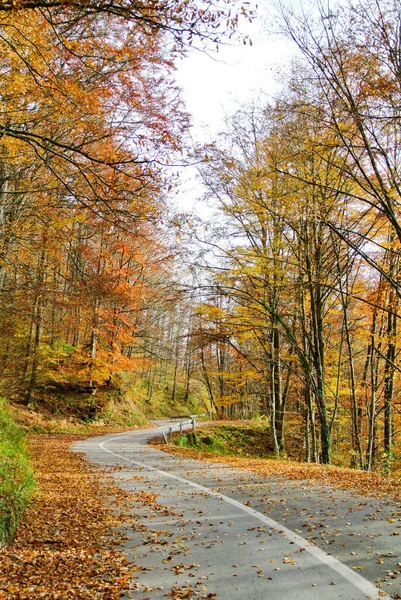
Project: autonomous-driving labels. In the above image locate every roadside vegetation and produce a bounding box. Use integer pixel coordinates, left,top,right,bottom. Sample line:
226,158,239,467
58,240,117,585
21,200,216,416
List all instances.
171,422,401,476
0,398,35,547
173,423,274,458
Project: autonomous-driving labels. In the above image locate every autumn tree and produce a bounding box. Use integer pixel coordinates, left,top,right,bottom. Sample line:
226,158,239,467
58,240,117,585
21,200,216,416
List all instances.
271,0,401,465
0,0,247,48
192,93,401,468
277,0,401,294
194,107,297,453
0,8,190,408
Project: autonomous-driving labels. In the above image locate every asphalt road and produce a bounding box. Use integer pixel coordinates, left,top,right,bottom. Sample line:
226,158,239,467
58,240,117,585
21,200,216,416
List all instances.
73,424,401,600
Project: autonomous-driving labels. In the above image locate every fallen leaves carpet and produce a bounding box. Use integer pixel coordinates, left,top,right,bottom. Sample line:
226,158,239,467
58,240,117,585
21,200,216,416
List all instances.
0,434,134,599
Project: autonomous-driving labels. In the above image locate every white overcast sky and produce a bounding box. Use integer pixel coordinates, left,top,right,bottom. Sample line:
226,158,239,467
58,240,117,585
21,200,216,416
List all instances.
175,9,295,141
173,9,296,210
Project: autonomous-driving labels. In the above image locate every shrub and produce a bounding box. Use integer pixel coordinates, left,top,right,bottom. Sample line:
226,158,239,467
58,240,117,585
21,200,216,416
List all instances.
0,399,35,546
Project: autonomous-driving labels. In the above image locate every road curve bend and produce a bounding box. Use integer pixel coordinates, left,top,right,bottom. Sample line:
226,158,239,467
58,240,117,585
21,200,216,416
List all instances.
73,424,400,600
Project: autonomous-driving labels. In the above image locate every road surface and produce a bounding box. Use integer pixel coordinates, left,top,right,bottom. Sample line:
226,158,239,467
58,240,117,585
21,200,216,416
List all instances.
73,424,401,600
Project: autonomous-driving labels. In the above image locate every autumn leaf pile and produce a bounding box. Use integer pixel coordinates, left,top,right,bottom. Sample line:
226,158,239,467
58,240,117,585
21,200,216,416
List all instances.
0,435,135,599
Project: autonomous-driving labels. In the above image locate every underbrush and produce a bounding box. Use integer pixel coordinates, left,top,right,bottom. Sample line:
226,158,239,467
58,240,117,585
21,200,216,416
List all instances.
124,375,203,420
8,384,148,434
0,398,35,546
9,401,147,435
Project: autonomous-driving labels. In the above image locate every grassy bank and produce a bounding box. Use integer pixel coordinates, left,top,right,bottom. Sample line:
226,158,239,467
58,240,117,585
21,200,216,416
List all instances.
173,423,274,458
0,398,35,546
7,394,148,435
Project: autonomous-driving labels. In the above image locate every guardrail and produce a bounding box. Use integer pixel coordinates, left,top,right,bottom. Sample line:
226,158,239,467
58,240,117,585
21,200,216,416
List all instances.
162,414,205,444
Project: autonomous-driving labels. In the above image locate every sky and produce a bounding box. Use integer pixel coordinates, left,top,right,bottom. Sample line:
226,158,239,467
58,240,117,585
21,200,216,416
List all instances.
173,8,296,211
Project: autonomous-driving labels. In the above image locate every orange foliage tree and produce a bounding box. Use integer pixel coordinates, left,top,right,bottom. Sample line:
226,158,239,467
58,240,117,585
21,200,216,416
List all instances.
0,6,189,410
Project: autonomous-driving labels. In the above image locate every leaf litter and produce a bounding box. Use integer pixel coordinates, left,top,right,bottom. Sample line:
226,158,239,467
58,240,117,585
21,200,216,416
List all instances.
0,434,139,599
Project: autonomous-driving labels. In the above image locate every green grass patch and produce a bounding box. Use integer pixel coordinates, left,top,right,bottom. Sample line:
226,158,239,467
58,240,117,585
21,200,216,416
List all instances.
0,398,35,546
174,431,202,449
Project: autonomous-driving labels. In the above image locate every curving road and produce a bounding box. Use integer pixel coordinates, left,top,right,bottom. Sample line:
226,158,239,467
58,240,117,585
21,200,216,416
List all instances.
73,424,401,600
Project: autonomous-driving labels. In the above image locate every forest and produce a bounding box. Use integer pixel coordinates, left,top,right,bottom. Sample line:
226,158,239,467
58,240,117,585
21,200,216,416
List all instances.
0,0,400,473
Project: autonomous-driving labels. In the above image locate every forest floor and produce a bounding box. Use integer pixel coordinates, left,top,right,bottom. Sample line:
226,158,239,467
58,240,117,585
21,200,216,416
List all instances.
0,430,147,599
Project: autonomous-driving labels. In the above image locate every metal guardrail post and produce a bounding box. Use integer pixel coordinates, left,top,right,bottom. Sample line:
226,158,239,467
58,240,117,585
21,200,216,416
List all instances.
161,414,206,444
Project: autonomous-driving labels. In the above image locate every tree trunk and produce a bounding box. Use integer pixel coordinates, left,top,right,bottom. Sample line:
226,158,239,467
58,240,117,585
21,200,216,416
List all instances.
0,168,8,290
383,286,397,465
26,246,46,408
171,339,179,402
